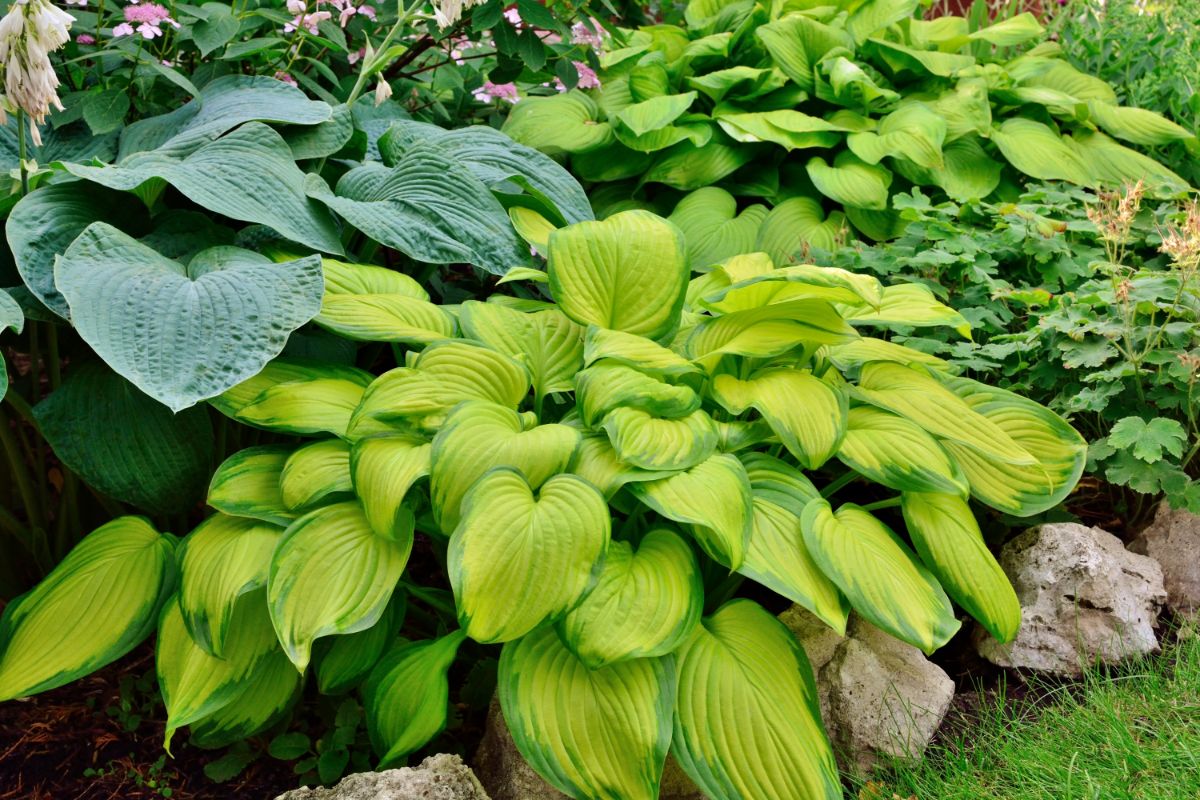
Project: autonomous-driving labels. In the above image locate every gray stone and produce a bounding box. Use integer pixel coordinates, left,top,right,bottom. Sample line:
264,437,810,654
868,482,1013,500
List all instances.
782,609,955,775
274,754,489,800
472,698,704,800
974,522,1167,676
1130,502,1200,617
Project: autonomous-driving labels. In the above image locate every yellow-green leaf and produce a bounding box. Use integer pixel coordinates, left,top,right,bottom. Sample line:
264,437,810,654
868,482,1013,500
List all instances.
602,407,720,471
207,445,296,526
279,438,353,511
459,301,584,398
840,283,971,339
836,406,969,496
350,435,430,539
236,377,367,438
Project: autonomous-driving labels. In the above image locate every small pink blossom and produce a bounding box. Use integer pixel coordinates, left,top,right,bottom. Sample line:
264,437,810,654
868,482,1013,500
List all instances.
570,19,606,48
554,61,600,91
286,0,306,13
503,7,521,25
284,9,331,33
347,46,366,64
274,70,298,87
111,21,134,36
473,80,518,104
75,32,95,44
113,2,179,39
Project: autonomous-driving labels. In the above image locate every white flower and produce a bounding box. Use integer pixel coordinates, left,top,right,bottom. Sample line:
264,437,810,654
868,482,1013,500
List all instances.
373,77,392,106
0,0,73,145
432,0,486,29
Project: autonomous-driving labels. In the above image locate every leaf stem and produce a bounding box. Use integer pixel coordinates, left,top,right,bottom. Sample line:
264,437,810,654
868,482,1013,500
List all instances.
860,496,902,512
345,0,424,107
819,470,858,499
0,406,44,533
16,110,29,196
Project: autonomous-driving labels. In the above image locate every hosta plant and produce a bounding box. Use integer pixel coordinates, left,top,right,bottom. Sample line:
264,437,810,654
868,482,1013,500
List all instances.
501,0,1193,262
0,209,1085,798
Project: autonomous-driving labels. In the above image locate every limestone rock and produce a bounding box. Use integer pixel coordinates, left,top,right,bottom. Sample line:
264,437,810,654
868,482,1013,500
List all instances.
974,522,1166,675
274,754,489,800
782,609,954,775
1130,502,1200,617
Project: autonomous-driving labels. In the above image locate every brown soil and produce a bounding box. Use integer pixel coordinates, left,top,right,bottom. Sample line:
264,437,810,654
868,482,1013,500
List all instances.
0,646,295,800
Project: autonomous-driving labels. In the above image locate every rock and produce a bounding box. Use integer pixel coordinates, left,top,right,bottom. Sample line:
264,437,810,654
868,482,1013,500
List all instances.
1129,502,1200,617
782,609,955,775
274,754,489,800
473,698,704,800
974,522,1167,676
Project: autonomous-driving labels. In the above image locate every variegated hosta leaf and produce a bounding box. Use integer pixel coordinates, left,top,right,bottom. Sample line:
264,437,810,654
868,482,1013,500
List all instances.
208,357,372,420
854,362,1035,466
499,625,676,800
668,187,769,270
577,361,700,427
800,499,959,653
686,300,859,365
547,210,689,340
316,292,456,344
177,513,283,656
279,438,353,511
560,529,703,668
509,207,557,252
268,501,411,670
698,264,884,314
364,630,467,766
603,406,721,471
316,594,404,695
836,406,969,497
459,300,585,398
839,283,971,339
350,436,430,539
583,326,701,381
207,445,296,527
824,337,950,372
569,434,677,498
348,339,531,437
936,374,1087,516
711,369,847,469
321,258,428,298
449,469,610,643
631,454,752,569
0,517,177,701
901,492,1020,643
672,600,840,800
737,454,848,633
188,649,302,748
236,376,367,438
157,590,278,747
430,401,581,534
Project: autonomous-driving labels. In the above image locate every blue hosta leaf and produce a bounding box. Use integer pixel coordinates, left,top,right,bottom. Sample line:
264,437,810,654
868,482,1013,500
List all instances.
66,122,345,255
307,142,532,275
33,361,214,513
55,224,324,412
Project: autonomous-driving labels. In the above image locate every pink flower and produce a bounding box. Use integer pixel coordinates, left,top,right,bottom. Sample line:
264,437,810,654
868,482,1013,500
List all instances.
284,9,331,33
347,46,365,64
554,61,600,91
503,7,521,25
111,21,134,36
75,32,95,43
570,19,605,48
114,2,179,39
473,80,518,104
286,0,306,13
274,70,298,87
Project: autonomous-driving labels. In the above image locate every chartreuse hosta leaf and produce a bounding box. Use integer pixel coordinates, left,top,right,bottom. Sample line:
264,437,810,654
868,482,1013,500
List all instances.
547,210,689,340
686,300,859,365
56,224,324,412
737,454,849,633
348,339,531,437
668,187,769,270
698,263,884,314
801,499,959,653
990,118,1092,185
1085,100,1194,147
560,529,703,668
208,445,295,526
577,362,700,427
321,258,428,297
936,374,1087,516
499,625,676,800
901,492,1020,643
755,13,853,92
1068,129,1190,198
177,514,282,657
672,600,840,800
430,401,581,534
236,376,368,438
312,254,453,344
711,369,847,469
449,469,610,643
188,648,302,748
364,630,467,766
854,362,1036,466
316,594,404,696
279,438,353,511
583,326,701,381
825,337,949,371
840,283,971,339
569,434,677,498
0,517,176,701
208,357,372,420
846,103,947,170
350,436,430,539
603,407,721,472
501,90,615,156
756,198,849,265
631,454,752,569
458,300,585,399
268,501,411,670
157,589,278,748
806,151,893,210
836,407,969,497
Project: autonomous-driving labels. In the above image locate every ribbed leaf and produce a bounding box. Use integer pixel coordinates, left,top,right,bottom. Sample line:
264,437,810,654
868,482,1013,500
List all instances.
642,141,754,191
631,454,752,569
187,649,301,747
578,362,700,427
756,13,853,91
756,197,849,263
686,300,859,363
56,224,323,412
177,514,282,656
840,283,971,338
800,499,959,653
207,445,296,526
806,152,892,210
699,264,884,313
350,436,430,539
315,594,403,695
737,454,848,632
316,293,455,344
672,600,839,800
602,407,720,471
968,12,1043,45
459,301,585,399
449,469,610,643
363,631,467,765
499,625,676,800
668,187,769,270
901,492,1020,643
560,529,703,668
846,0,920,43
837,407,969,496
236,377,367,438
711,369,847,469
1086,100,1194,146
583,326,701,380
280,439,353,510
0,517,176,701
208,357,372,420
847,103,946,169
548,210,688,340
430,401,581,534
1067,129,1190,198
990,118,1092,185
268,501,410,670
501,91,615,156
569,434,678,498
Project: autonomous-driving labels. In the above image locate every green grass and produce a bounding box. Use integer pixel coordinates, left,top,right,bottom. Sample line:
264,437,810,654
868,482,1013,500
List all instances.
854,626,1200,800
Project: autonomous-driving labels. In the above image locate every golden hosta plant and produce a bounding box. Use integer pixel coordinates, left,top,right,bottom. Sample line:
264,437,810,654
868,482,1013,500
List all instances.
0,210,1085,799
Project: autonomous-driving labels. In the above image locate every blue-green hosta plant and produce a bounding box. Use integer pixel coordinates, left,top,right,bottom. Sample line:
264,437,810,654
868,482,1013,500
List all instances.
501,0,1193,260
0,210,1085,798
